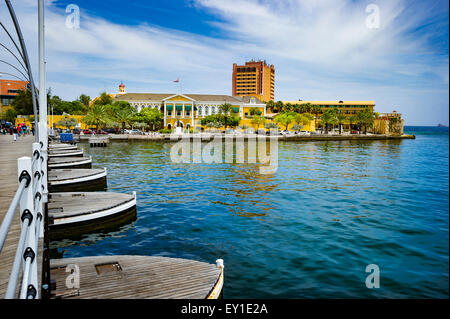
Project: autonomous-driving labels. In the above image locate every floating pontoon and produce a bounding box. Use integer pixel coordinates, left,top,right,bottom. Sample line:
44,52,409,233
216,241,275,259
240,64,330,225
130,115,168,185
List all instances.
47,191,136,239
48,168,107,192
49,256,224,299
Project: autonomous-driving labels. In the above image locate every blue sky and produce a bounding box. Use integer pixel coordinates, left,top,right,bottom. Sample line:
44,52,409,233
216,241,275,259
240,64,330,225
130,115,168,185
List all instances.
0,0,448,125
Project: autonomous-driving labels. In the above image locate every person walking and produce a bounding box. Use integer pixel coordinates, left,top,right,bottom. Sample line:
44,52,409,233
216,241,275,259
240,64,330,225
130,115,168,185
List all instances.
12,126,18,142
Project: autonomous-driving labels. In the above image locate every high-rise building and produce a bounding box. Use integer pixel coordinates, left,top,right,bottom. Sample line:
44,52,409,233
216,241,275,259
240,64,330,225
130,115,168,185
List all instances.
232,60,275,102
0,79,29,114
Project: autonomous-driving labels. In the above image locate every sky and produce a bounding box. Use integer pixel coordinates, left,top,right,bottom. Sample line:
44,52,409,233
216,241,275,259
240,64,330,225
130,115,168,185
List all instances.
0,0,448,125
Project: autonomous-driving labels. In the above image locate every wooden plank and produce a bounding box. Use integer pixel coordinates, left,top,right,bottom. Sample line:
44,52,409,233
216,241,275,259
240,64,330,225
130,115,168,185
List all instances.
0,135,43,298
50,255,221,299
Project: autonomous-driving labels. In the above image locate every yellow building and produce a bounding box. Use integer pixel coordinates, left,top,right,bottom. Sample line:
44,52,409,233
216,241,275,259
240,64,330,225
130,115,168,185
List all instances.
15,115,88,130
114,86,267,130
281,101,375,115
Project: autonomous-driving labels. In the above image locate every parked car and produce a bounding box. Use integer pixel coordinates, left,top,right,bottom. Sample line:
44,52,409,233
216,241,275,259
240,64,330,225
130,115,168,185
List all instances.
298,131,311,136
82,129,92,135
103,128,118,134
72,129,81,134
125,129,144,135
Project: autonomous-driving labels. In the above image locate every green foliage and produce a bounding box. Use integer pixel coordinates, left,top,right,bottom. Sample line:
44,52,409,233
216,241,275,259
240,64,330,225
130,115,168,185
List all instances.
93,92,114,106
83,104,110,130
356,108,375,134
1,108,18,123
159,128,173,134
11,89,33,115
291,124,303,131
135,107,162,131
251,115,266,130
219,103,234,128
51,99,88,115
78,94,91,107
265,122,279,129
112,107,135,132
55,117,78,129
320,109,337,133
275,112,295,130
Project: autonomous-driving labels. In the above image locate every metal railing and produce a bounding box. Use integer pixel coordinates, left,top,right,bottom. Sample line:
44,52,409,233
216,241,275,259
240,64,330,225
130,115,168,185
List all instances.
0,142,46,299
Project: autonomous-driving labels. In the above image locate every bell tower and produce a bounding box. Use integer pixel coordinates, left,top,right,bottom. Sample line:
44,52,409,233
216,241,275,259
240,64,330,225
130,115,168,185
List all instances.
118,82,126,95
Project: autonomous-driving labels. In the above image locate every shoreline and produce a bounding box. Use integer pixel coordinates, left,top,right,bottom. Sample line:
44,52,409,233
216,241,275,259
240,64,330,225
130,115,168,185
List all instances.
78,133,416,142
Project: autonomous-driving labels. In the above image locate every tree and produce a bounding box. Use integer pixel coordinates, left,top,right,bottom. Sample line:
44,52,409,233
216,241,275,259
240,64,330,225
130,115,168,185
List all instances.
251,115,266,131
219,103,233,129
93,92,114,106
83,104,109,131
320,109,337,134
78,94,91,107
336,111,347,135
113,108,135,133
275,101,284,113
56,117,78,130
137,107,163,131
275,112,295,130
357,108,375,134
265,100,275,113
311,105,322,129
265,122,279,130
2,108,17,123
11,89,33,115
348,115,358,132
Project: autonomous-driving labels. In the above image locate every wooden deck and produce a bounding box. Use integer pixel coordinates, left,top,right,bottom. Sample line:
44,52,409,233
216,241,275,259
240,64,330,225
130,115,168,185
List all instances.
48,143,78,150
50,255,222,299
0,135,43,298
47,192,136,239
48,168,107,192
48,149,84,157
48,156,92,169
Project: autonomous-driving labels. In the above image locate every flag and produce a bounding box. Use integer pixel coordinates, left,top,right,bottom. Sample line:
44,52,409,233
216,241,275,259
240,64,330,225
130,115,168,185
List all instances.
173,78,179,83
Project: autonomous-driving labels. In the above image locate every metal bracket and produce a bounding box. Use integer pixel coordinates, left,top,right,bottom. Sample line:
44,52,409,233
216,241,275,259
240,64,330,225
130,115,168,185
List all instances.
23,247,35,263
21,209,33,225
19,170,31,187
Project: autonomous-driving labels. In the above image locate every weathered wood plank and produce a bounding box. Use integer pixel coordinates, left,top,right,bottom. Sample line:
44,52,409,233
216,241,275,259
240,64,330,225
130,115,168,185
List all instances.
0,135,43,298
50,255,221,299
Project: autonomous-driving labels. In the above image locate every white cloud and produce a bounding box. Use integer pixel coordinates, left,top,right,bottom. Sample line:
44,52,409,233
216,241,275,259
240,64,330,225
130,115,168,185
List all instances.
0,0,448,125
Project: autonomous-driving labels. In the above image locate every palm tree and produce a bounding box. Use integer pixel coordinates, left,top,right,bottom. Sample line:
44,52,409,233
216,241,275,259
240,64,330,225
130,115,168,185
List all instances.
275,101,284,113
113,108,135,133
348,115,357,132
219,103,233,129
320,109,337,134
84,104,109,131
311,105,322,129
336,111,347,135
265,100,275,113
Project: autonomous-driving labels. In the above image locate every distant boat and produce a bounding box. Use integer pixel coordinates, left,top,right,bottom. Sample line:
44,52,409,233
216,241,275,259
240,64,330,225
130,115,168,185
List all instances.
437,124,448,127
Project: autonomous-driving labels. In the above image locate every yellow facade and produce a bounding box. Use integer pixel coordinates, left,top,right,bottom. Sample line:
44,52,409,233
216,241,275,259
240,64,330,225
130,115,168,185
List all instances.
282,101,375,116
15,115,88,130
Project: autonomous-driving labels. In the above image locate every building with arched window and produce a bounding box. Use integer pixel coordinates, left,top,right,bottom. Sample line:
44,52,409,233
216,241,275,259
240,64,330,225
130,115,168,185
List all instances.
112,83,267,130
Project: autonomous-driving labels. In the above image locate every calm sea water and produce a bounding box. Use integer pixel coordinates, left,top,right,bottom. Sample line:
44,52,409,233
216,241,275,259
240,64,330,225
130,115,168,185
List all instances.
51,126,449,298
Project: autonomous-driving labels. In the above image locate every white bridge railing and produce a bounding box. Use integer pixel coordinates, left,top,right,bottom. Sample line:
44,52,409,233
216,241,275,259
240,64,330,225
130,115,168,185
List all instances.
0,142,46,299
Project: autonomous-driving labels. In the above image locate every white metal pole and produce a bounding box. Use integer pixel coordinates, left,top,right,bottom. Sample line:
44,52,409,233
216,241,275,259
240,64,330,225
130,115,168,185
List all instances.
38,0,48,203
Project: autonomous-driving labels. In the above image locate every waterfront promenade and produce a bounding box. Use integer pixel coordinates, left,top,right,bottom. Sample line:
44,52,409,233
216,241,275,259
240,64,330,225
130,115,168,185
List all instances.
80,133,415,142
0,135,42,297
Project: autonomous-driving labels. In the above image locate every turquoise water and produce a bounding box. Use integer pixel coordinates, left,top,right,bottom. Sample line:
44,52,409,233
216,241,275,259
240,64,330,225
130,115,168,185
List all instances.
51,126,449,298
